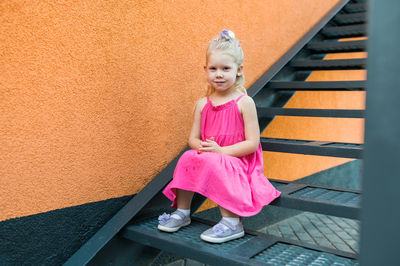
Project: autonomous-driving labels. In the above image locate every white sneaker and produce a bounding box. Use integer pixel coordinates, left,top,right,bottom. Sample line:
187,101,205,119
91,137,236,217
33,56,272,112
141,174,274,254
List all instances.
200,219,244,243
157,210,191,233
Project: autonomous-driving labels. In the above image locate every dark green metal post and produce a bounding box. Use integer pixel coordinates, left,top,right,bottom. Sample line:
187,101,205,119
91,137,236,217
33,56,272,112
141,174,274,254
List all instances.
360,1,400,265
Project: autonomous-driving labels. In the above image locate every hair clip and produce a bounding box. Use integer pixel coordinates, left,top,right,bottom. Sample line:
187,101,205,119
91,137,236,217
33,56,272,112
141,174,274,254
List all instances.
220,29,234,41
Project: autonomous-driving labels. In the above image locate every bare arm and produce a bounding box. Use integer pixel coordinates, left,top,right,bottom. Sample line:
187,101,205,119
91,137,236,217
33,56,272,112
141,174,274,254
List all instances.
199,96,260,157
188,98,207,150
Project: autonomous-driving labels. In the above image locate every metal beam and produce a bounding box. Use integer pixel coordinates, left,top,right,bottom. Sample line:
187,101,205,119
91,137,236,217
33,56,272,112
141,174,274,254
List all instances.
322,24,367,38
261,137,363,158
334,12,367,25
360,0,400,265
307,40,366,53
291,58,366,70
344,2,367,13
266,80,366,91
257,107,365,118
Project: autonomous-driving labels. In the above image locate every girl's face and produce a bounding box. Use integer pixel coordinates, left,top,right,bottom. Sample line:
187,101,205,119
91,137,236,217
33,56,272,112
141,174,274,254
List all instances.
205,50,243,94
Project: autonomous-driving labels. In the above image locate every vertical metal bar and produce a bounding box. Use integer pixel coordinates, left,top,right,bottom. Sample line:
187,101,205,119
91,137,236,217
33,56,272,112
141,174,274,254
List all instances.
360,1,400,265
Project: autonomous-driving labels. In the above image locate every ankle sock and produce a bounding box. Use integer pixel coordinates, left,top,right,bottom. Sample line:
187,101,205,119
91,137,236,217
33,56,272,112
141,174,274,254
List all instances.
171,208,190,220
222,217,240,226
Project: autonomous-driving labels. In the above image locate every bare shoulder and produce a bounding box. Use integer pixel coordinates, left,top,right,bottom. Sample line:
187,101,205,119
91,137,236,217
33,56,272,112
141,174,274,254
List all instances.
239,95,255,106
195,97,208,112
238,95,256,113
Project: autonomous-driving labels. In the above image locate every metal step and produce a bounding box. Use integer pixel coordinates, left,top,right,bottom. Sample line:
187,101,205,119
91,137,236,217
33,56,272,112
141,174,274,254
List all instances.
291,58,366,70
266,81,366,91
322,24,367,38
260,137,363,158
270,180,361,219
122,217,358,265
264,212,360,255
307,40,366,53
334,12,367,25
344,2,367,13
258,107,365,118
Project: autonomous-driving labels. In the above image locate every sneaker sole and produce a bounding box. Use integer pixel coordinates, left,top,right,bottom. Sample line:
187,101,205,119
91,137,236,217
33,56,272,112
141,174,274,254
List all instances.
200,231,245,243
157,220,191,233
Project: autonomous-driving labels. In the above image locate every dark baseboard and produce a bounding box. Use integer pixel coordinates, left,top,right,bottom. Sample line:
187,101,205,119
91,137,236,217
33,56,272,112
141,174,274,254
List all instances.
0,195,132,265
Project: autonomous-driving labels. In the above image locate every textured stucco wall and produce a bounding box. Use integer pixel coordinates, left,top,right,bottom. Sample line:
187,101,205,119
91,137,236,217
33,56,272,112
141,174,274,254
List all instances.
0,0,340,221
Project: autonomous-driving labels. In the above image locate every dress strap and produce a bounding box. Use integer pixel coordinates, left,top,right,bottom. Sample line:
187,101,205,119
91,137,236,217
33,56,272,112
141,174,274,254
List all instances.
234,94,246,103
207,96,211,104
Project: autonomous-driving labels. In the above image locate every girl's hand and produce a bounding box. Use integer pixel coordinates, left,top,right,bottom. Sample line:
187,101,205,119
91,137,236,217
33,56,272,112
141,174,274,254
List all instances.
198,137,224,154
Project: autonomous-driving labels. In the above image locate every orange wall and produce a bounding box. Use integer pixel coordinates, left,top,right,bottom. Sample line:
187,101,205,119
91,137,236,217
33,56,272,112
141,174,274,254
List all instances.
0,0,340,221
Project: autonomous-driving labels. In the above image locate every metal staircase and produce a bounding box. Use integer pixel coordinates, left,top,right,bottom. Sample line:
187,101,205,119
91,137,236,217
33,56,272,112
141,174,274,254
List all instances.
65,0,367,265
123,217,358,266
254,0,366,237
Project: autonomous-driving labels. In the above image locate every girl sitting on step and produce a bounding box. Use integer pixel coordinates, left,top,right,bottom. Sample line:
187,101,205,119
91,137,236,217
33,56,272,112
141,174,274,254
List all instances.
158,29,281,244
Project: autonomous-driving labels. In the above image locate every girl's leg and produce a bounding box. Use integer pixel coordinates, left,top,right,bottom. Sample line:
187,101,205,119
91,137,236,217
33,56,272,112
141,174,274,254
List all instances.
176,189,195,209
158,189,193,233
218,206,239,218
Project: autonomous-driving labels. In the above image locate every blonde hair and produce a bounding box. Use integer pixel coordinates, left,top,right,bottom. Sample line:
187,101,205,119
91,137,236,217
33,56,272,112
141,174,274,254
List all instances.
205,30,246,96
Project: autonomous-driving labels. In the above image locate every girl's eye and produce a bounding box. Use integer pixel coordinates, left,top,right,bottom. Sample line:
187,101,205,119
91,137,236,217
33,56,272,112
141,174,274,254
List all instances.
224,67,230,70
209,67,216,70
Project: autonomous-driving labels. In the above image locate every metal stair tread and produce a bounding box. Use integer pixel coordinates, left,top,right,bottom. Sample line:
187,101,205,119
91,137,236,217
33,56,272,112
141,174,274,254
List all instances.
260,137,363,158
262,212,360,255
257,107,365,118
334,12,367,25
266,80,366,91
307,40,366,53
269,180,361,219
344,2,366,13
123,217,358,265
291,58,366,70
290,187,360,206
322,24,367,38
123,218,258,266
252,242,358,265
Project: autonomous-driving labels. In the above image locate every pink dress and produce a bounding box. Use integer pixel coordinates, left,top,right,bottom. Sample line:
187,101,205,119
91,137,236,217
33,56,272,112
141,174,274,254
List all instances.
162,94,281,217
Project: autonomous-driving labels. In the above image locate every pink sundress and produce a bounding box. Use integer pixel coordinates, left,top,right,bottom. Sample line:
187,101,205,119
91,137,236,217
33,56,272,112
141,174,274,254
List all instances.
162,94,281,217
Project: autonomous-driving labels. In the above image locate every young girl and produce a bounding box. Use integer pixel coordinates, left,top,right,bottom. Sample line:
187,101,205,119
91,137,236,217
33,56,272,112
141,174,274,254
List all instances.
158,30,281,243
